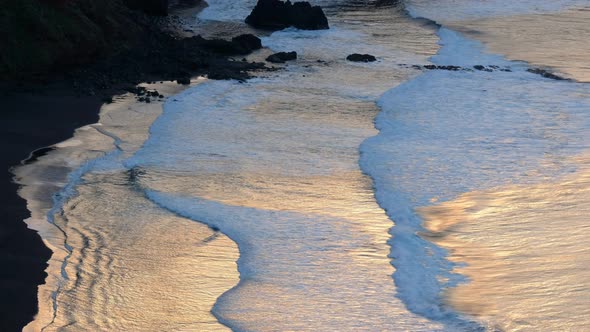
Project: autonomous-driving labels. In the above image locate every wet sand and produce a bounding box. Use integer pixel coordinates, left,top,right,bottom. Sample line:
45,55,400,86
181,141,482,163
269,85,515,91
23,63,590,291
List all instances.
0,91,102,331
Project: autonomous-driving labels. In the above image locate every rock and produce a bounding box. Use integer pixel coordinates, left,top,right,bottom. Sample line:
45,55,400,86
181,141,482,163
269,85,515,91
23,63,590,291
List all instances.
197,34,263,55
245,0,329,31
232,34,263,53
124,0,169,16
266,51,297,63
437,65,461,71
473,65,492,72
527,68,566,80
197,38,240,54
176,77,191,85
346,53,376,62
421,65,462,71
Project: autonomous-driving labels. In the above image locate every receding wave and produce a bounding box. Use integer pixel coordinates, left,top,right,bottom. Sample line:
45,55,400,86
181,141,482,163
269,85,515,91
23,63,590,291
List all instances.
360,24,590,330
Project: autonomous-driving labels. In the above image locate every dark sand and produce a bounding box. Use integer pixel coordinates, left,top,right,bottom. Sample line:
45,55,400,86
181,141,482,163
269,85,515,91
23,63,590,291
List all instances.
0,91,101,331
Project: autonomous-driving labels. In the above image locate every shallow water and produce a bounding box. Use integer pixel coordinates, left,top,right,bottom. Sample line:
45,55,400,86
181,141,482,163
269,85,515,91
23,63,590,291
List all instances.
19,83,239,331
123,5,446,330
446,7,590,82
420,155,590,331
364,1,590,330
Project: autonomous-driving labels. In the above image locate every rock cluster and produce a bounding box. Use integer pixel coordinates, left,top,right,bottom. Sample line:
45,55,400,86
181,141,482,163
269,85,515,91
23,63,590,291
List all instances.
124,86,165,103
526,68,566,80
405,63,566,80
245,0,329,30
406,64,512,73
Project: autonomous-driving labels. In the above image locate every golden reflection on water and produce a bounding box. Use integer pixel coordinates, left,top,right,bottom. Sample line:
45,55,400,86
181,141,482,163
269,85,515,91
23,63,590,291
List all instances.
419,156,590,331
17,7,446,330
140,170,392,264
50,171,237,331
20,82,238,331
447,7,590,82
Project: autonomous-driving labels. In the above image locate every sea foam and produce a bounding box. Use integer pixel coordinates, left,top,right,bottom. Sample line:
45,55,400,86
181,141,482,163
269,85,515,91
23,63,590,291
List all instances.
360,25,590,327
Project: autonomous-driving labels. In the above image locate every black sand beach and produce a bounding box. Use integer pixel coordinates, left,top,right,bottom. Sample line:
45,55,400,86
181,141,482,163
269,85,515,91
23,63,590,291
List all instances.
0,92,102,331
0,3,268,331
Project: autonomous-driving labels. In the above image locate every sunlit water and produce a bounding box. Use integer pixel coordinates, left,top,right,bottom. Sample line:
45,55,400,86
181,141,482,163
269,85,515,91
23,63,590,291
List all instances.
419,155,590,331
365,0,590,330
18,83,239,331
16,0,590,331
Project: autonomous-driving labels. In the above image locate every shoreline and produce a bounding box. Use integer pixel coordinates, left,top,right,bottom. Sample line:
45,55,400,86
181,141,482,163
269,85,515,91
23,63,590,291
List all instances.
17,80,225,331
0,1,267,329
0,92,102,331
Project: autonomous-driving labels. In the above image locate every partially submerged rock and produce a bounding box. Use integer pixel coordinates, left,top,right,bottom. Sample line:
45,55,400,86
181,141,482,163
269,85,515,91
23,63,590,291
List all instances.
407,64,512,73
232,34,263,53
346,53,376,62
266,51,297,63
473,65,493,72
246,0,329,31
423,64,461,71
527,68,567,81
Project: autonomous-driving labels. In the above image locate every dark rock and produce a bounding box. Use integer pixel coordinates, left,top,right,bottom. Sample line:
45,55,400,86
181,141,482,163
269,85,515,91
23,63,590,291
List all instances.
266,51,298,63
422,65,461,71
473,65,485,71
245,0,329,31
438,65,461,71
124,0,169,16
197,38,241,55
473,65,492,72
198,34,263,55
177,77,191,85
346,53,377,62
232,34,263,53
527,68,566,80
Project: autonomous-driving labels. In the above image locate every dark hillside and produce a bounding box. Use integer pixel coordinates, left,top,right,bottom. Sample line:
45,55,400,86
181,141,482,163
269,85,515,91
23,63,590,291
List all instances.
0,0,163,80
